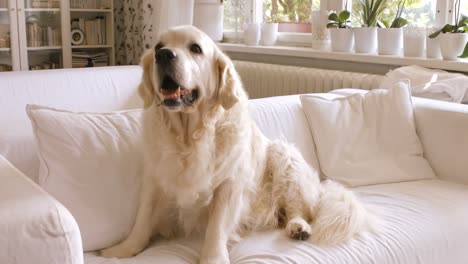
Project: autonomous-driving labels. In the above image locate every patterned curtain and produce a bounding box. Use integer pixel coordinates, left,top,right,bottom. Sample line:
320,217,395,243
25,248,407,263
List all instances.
113,0,161,65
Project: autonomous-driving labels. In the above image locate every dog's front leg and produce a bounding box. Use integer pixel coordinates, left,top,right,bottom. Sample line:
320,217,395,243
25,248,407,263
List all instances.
100,170,157,258
200,179,242,264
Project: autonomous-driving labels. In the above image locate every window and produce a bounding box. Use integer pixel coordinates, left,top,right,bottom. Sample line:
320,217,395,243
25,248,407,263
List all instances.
351,0,437,27
224,0,461,40
262,0,318,33
224,0,320,33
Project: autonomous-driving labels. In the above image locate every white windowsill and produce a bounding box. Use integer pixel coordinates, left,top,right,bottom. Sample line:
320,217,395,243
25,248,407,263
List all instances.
218,43,468,73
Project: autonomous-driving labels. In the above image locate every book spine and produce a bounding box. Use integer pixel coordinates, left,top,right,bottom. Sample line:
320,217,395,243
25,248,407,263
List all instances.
96,18,101,45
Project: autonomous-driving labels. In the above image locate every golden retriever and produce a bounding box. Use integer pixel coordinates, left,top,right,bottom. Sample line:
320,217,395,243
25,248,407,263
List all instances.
101,26,371,263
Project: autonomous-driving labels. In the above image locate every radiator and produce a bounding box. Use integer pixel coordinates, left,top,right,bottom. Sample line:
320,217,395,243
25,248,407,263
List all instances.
233,61,384,99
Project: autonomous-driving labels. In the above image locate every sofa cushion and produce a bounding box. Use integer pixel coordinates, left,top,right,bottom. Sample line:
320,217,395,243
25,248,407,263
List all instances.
300,83,436,187
0,66,143,182
248,95,320,172
26,105,143,252
83,179,468,264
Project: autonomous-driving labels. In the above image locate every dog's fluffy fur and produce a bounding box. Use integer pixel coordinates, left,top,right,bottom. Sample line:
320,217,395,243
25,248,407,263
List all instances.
101,26,371,263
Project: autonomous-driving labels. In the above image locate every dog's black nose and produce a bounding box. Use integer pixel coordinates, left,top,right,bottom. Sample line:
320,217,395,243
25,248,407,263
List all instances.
156,49,176,65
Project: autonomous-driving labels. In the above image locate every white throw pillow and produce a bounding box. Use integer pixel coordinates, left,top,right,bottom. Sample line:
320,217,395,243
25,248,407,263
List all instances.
300,82,436,187
26,105,143,251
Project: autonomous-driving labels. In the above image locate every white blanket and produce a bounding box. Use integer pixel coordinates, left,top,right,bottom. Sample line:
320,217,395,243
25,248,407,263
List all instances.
379,65,468,103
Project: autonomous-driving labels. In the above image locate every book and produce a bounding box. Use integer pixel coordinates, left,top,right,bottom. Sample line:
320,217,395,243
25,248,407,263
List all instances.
72,51,109,68
75,16,106,46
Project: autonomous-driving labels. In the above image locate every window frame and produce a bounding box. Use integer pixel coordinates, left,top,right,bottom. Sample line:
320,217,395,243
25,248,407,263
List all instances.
224,0,455,46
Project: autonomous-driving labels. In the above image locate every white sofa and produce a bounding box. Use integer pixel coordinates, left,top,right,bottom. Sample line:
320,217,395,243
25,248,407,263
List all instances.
1,64,468,264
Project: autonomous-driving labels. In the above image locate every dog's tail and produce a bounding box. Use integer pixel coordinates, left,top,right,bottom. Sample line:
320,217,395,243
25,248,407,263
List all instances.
310,180,376,245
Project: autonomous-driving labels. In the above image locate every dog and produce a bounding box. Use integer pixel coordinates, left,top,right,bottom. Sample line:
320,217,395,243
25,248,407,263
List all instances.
100,25,371,263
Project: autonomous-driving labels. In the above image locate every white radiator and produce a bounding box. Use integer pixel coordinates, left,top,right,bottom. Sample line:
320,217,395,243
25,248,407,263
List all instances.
233,61,384,99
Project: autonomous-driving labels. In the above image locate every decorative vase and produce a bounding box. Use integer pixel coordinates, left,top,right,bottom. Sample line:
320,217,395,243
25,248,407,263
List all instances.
311,10,330,50
244,23,261,46
329,28,354,52
378,28,403,55
261,23,278,46
353,27,377,54
426,27,442,59
403,27,426,57
193,0,224,42
439,33,468,61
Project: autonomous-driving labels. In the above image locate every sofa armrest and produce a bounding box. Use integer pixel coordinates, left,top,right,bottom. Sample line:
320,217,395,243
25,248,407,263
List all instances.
413,98,468,185
0,155,83,264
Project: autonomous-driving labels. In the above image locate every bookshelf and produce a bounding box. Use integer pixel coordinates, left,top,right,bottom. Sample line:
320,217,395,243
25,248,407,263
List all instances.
0,0,114,71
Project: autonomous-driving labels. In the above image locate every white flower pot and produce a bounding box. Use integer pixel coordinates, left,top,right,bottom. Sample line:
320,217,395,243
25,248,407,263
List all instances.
193,0,224,41
244,23,261,46
261,23,278,46
404,35,425,57
439,33,468,61
426,37,442,59
378,28,403,55
353,27,377,54
329,28,354,52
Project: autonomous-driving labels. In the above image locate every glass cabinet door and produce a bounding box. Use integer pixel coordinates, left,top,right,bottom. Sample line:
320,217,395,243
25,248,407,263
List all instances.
18,0,63,70
0,0,12,72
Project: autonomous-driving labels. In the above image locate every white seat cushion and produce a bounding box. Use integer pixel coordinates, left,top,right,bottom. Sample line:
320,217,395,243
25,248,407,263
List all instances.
84,179,468,264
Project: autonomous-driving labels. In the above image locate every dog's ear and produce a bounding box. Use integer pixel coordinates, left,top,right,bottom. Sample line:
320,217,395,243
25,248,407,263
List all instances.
216,50,241,110
138,49,156,109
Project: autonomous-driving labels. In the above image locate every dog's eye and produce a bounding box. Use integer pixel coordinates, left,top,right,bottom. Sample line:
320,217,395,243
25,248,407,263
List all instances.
190,44,202,54
155,43,164,51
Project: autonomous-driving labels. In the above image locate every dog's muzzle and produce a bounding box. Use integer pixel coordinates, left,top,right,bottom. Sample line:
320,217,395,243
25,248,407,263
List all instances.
159,75,198,109
155,48,199,110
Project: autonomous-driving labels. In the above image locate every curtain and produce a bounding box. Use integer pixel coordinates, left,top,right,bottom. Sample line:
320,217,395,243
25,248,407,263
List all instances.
113,0,161,65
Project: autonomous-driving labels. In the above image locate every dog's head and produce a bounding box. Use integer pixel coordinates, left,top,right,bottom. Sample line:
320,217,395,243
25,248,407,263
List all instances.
139,25,243,113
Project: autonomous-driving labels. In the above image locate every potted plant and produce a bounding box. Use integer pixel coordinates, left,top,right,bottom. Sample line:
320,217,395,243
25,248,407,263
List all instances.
354,0,389,53
377,0,407,55
428,0,468,60
193,0,225,42
261,14,279,46
327,9,354,52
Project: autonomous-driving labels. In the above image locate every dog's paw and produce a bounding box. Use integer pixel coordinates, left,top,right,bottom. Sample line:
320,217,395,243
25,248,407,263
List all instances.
286,217,312,241
99,244,137,259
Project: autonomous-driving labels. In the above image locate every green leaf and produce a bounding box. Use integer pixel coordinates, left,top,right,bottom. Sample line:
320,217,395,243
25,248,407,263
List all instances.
459,18,468,27
442,24,456,33
391,17,408,28
377,20,388,28
459,42,468,58
429,29,442,38
328,13,339,22
326,22,339,28
339,10,350,22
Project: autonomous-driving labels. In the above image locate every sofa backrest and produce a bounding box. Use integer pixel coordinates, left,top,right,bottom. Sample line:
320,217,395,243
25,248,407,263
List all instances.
0,66,143,182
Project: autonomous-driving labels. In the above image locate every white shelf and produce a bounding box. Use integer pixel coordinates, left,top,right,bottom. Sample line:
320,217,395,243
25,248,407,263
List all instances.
70,8,112,12
0,47,11,51
0,8,8,11
219,43,468,73
72,45,113,49
24,8,60,12
28,46,62,51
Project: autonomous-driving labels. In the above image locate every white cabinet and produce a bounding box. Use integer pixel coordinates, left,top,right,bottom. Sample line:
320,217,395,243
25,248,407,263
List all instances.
0,0,114,71
0,0,20,71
